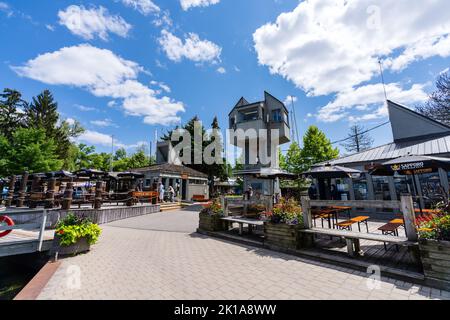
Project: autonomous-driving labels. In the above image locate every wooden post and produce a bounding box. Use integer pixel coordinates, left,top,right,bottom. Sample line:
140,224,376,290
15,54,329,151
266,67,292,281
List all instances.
220,196,227,216
17,171,29,207
94,181,103,209
62,181,74,210
400,195,418,242
300,196,312,229
6,175,16,207
45,178,56,209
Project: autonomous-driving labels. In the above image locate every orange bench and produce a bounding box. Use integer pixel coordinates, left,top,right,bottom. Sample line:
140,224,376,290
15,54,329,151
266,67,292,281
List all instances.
192,195,208,202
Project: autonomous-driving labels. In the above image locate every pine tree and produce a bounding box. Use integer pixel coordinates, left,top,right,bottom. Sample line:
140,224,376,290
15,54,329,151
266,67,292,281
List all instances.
0,88,26,140
301,125,339,167
341,124,374,153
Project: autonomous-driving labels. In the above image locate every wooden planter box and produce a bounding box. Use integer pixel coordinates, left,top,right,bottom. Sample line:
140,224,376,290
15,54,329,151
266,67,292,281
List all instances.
264,222,301,250
198,212,227,232
419,239,450,286
50,236,91,256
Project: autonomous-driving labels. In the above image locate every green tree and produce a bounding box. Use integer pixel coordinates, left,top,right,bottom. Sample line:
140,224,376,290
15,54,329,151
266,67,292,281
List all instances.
283,142,304,174
0,88,26,140
25,90,85,168
300,126,339,168
1,128,62,175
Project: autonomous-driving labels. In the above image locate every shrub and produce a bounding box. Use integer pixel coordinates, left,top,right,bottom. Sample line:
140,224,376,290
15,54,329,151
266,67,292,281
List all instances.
55,213,102,246
267,198,303,226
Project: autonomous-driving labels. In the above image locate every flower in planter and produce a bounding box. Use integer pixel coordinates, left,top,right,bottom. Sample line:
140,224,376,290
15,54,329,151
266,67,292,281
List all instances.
419,214,450,241
200,198,224,217
55,213,102,247
270,198,303,226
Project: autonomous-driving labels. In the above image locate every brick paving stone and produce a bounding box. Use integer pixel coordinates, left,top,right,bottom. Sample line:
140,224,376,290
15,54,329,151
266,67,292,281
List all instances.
36,208,450,300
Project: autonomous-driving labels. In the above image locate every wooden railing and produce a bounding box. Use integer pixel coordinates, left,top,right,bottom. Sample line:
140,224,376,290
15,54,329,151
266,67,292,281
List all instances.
300,195,418,242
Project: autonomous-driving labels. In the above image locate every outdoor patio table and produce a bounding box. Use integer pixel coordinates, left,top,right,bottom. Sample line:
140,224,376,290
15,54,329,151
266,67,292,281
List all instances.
331,206,352,220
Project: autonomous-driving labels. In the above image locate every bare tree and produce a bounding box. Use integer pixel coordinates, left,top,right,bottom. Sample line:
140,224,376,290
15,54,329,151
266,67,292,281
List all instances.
416,71,450,126
341,124,374,153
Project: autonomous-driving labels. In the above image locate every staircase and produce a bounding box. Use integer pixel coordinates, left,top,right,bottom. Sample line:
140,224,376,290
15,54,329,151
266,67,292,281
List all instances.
159,201,183,212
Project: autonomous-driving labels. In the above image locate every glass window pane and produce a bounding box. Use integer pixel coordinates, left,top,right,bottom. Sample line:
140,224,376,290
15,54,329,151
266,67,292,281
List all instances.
353,174,368,200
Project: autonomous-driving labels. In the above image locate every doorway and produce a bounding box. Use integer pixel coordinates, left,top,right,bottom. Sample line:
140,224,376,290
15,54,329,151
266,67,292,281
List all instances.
182,179,187,200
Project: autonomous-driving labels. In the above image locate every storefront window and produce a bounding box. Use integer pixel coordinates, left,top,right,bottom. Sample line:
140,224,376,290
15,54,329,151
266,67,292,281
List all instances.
372,177,391,201
393,175,416,199
418,172,444,208
353,174,368,200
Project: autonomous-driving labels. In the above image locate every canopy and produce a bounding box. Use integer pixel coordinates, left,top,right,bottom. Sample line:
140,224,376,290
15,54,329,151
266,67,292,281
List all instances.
46,170,76,179
302,164,362,179
117,172,145,179
369,155,450,176
74,169,107,178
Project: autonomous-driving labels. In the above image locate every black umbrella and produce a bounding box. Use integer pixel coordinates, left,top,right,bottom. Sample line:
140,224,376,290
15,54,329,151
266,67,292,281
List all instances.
46,170,75,179
302,163,362,179
369,155,450,213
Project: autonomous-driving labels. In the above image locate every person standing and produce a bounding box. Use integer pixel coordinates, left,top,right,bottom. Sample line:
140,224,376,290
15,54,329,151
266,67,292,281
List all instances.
159,183,165,203
168,185,175,202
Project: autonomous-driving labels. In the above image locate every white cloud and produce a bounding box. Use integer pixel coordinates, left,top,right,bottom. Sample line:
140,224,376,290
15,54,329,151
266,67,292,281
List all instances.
234,66,240,72
317,83,429,123
58,5,131,41
45,24,55,31
13,44,184,125
76,129,143,150
217,67,226,74
65,117,76,125
121,0,160,15
253,0,450,97
90,118,117,127
180,0,220,11
77,130,113,146
75,104,97,112
159,30,222,64
283,95,297,106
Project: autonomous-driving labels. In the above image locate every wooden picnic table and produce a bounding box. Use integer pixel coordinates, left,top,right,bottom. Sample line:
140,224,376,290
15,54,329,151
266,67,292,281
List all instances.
221,216,264,236
330,206,352,220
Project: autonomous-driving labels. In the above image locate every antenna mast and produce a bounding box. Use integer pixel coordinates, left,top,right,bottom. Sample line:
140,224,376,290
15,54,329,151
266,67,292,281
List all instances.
290,96,300,144
378,59,388,101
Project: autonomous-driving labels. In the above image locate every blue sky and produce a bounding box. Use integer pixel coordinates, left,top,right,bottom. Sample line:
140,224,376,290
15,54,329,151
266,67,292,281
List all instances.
1,0,449,157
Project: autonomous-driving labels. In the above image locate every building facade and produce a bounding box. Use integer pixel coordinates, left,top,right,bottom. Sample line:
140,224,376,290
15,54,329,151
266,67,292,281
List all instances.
313,100,450,209
134,141,209,201
229,91,291,197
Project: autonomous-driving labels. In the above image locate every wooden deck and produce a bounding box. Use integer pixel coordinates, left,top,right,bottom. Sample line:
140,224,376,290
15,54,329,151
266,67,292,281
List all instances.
0,229,54,258
220,214,421,273
308,216,420,272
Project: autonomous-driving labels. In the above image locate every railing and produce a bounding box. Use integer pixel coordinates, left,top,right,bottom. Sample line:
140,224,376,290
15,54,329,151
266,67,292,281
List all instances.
0,209,48,251
300,195,418,242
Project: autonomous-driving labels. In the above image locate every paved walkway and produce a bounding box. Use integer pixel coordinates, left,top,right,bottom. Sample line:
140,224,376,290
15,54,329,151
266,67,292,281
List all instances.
38,208,450,300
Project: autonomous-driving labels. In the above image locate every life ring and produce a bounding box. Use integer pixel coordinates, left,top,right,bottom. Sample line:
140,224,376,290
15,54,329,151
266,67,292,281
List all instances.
0,215,14,238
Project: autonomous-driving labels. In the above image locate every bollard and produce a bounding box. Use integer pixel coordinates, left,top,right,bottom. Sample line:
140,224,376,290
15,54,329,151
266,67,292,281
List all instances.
45,178,56,209
29,176,41,209
17,171,29,207
6,175,16,207
94,181,103,209
62,181,74,210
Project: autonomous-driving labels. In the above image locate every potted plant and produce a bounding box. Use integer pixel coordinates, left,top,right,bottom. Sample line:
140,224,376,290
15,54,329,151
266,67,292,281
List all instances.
51,213,102,256
198,199,227,232
263,198,304,250
418,200,450,286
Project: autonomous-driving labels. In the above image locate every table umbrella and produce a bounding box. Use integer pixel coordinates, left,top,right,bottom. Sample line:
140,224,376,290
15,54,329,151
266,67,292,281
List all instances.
369,155,450,213
302,163,362,179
